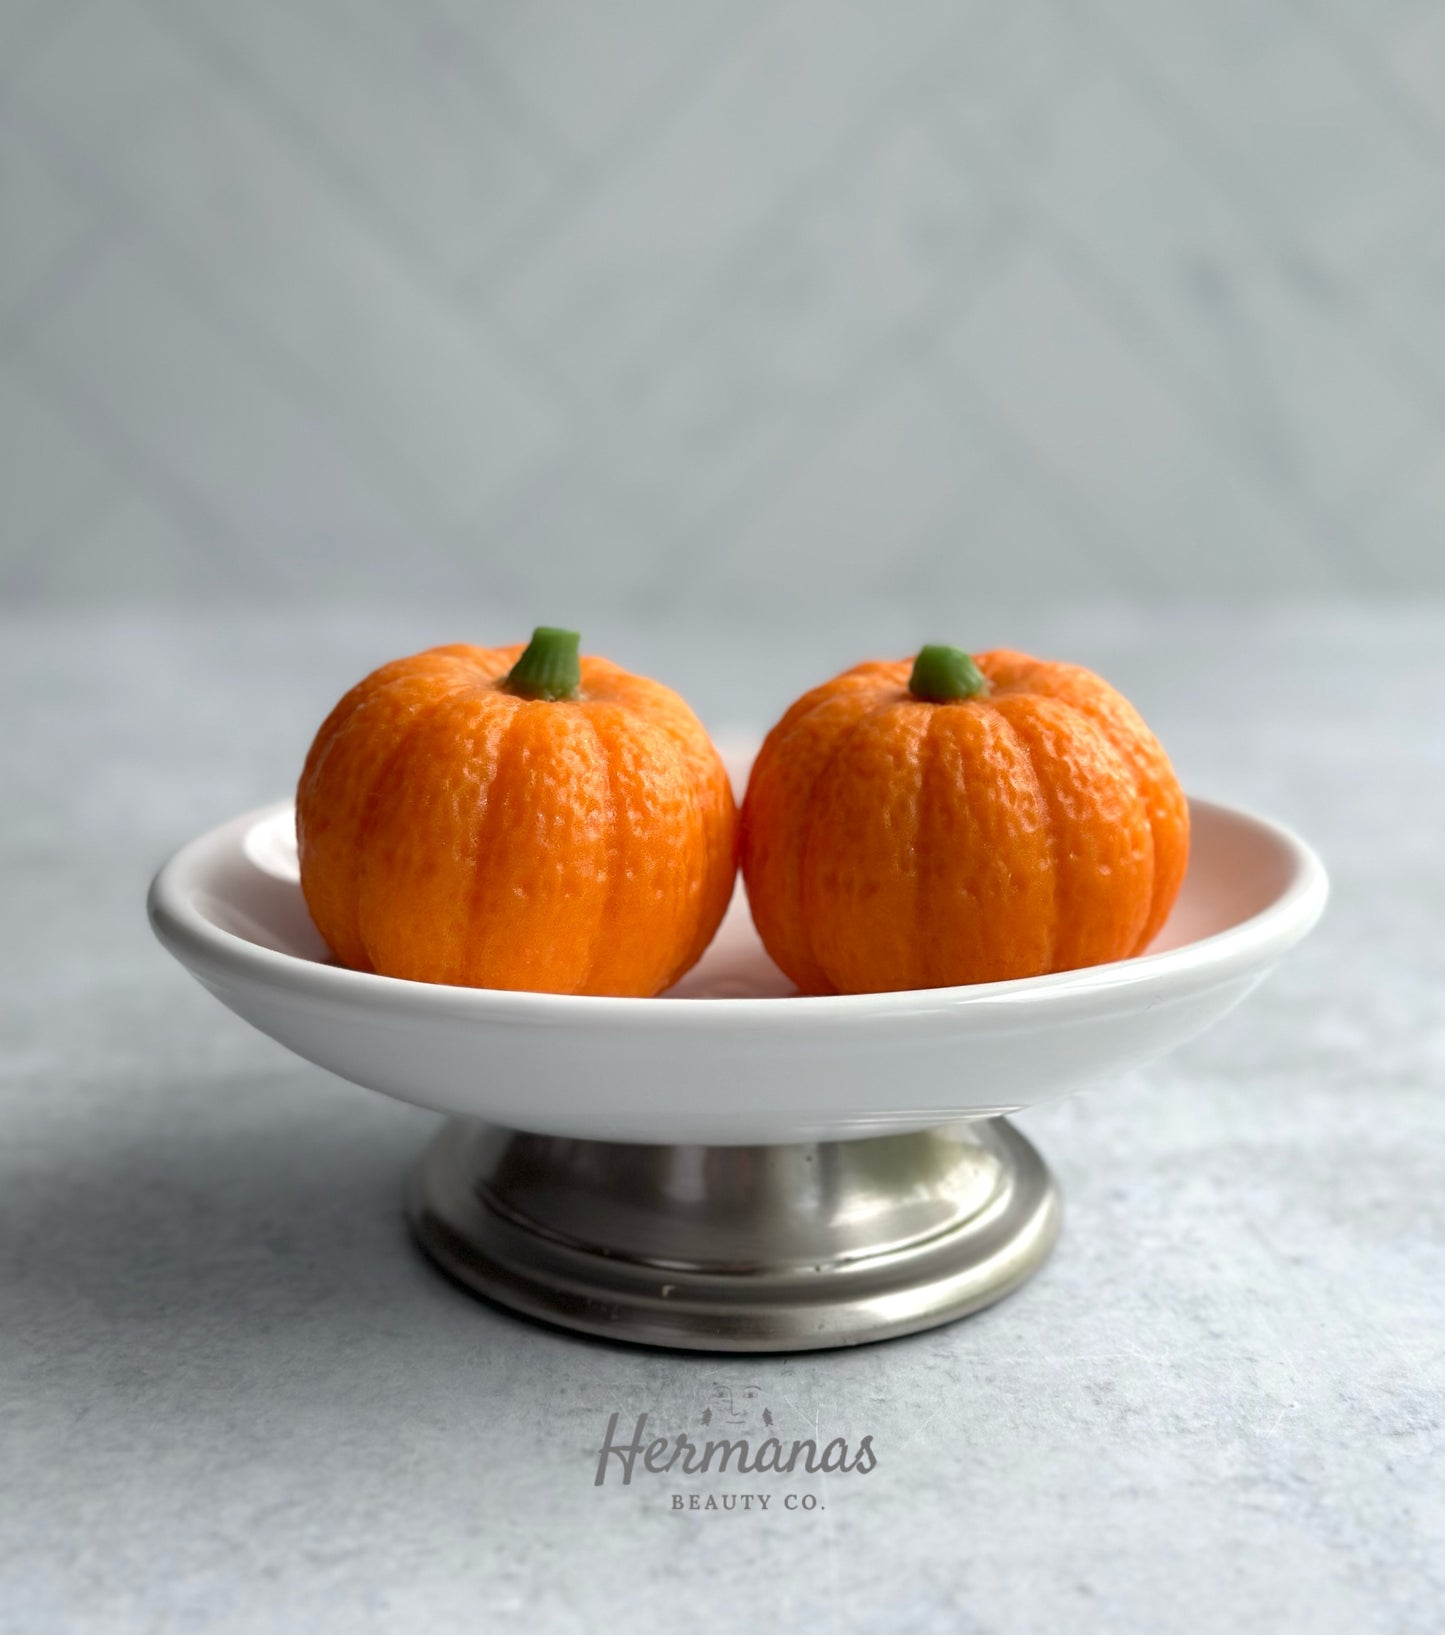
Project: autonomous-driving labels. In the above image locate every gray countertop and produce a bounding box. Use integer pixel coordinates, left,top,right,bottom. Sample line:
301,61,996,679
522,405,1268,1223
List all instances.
3,601,1442,1634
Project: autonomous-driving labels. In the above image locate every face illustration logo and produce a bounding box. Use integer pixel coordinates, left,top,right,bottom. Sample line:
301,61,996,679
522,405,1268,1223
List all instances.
593,1382,876,1490
700,1382,773,1430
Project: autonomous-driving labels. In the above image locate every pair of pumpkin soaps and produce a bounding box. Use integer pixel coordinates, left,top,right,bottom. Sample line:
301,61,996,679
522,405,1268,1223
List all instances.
297,628,1188,998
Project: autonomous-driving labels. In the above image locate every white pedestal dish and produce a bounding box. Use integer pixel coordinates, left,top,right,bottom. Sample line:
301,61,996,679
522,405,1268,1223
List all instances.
149,799,1325,1351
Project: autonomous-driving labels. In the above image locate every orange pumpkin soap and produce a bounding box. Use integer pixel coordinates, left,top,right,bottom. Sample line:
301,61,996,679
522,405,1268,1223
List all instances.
297,628,737,996
740,646,1188,995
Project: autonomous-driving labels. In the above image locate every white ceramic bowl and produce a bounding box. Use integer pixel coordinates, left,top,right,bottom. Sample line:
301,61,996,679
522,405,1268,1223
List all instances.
148,797,1327,1145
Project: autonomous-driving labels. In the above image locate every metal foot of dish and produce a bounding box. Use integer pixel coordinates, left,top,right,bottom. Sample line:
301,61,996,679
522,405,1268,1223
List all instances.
408,1118,1060,1352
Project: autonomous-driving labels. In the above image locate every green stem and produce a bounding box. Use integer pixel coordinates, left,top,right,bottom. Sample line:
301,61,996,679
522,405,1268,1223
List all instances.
503,626,582,701
908,644,989,703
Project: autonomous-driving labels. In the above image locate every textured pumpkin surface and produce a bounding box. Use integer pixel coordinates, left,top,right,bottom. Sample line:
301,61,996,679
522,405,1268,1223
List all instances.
740,650,1188,994
297,644,737,996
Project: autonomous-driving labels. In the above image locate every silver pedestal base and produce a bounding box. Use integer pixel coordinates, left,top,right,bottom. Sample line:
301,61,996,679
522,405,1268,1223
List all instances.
408,1118,1060,1352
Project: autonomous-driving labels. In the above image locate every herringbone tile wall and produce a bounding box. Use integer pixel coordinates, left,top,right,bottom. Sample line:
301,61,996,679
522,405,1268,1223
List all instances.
4,0,1444,615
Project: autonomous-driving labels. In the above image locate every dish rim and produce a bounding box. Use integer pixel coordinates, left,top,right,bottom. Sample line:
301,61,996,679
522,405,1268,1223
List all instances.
148,796,1329,1030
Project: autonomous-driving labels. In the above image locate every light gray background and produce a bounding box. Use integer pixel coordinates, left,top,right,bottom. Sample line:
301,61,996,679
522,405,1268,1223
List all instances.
4,0,1445,612
4,5,1445,1634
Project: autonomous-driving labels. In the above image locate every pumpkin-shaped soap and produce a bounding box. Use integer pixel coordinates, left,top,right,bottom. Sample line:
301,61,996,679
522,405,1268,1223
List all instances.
297,628,737,996
740,646,1188,995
